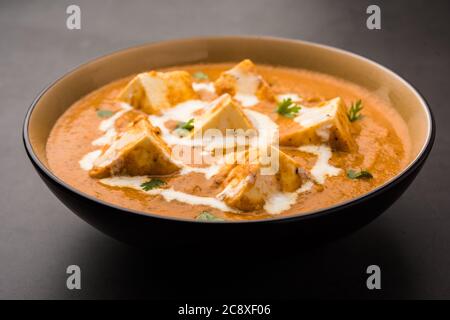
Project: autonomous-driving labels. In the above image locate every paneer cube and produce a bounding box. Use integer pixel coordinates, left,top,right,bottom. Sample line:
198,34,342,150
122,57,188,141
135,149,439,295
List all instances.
89,119,180,178
273,146,309,192
280,97,356,151
163,71,198,105
216,146,309,211
116,71,197,115
218,163,278,211
114,109,147,132
190,94,254,136
214,59,275,106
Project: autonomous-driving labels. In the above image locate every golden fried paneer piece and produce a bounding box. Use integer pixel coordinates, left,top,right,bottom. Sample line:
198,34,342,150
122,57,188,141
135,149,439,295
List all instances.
216,146,308,211
280,97,356,152
89,119,180,178
163,71,198,105
190,94,254,136
218,163,278,211
214,59,275,105
273,146,309,192
116,71,197,115
114,109,147,132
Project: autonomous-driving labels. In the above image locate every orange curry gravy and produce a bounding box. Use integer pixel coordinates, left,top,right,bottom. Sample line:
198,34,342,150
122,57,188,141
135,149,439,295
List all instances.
46,63,411,221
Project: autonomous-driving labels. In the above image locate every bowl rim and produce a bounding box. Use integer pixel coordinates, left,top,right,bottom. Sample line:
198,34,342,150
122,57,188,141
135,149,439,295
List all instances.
23,35,436,224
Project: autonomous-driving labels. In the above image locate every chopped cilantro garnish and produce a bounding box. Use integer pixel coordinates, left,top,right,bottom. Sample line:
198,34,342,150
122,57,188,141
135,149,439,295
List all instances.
193,71,209,80
276,98,301,118
347,169,373,179
196,211,224,221
177,118,194,131
140,178,166,191
347,100,363,122
96,109,114,118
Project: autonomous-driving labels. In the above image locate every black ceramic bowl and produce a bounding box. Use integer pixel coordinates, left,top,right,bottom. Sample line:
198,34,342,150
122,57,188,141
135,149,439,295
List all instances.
23,36,434,248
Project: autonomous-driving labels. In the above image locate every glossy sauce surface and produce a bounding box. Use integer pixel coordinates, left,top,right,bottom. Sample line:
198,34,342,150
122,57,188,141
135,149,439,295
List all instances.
46,63,411,221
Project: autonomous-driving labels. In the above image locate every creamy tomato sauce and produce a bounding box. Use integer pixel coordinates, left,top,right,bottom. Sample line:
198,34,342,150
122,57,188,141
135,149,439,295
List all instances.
46,63,411,221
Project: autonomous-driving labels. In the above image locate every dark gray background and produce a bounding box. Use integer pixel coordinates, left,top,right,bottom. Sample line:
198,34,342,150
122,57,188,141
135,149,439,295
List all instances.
0,0,449,299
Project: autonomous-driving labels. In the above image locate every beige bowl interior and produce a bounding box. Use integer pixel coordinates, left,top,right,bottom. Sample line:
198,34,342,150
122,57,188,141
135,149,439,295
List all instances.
27,36,431,171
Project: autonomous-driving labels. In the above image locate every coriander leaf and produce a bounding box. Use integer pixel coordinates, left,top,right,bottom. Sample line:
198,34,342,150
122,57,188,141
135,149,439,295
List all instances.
177,118,194,131
347,169,373,180
140,178,166,191
96,109,114,118
196,211,224,221
347,99,363,122
276,98,301,118
193,71,209,80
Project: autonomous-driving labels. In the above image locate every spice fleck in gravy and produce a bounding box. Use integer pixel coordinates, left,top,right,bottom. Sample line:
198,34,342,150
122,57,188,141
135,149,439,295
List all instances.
46,61,410,221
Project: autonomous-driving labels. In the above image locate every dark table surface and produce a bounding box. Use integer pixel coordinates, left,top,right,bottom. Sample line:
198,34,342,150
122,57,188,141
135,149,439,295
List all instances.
1,0,449,299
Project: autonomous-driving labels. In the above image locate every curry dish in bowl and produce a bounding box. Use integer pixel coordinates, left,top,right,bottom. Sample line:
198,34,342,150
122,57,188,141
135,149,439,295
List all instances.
45,59,411,222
